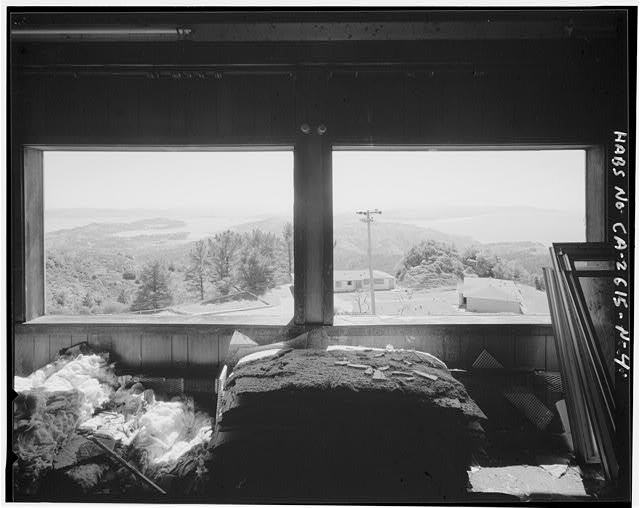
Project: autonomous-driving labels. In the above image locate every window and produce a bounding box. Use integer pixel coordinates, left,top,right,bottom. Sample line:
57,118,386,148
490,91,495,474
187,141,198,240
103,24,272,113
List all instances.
332,149,587,322
41,150,294,324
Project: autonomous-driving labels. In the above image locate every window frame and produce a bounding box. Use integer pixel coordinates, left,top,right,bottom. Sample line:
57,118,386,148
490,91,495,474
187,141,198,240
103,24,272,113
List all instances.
22,144,297,323
21,143,606,325
329,143,606,323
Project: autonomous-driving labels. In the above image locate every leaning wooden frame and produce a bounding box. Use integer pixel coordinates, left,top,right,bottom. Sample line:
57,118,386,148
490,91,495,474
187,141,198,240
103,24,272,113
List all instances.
543,242,618,481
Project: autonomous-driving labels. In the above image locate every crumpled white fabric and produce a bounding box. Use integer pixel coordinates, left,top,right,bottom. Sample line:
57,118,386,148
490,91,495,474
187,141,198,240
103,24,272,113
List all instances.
14,354,117,421
133,395,212,464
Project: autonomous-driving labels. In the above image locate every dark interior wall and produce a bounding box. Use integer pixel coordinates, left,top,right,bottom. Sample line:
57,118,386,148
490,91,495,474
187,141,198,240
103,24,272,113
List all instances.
14,322,556,377
11,38,626,146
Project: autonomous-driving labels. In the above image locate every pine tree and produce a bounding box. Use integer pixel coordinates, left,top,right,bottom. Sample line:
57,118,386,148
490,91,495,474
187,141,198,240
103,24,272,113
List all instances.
282,221,293,281
117,288,129,305
237,230,278,295
208,230,242,295
131,260,173,311
185,239,209,300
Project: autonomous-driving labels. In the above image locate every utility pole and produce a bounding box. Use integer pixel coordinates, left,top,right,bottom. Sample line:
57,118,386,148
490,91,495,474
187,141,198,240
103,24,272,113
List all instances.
356,208,382,315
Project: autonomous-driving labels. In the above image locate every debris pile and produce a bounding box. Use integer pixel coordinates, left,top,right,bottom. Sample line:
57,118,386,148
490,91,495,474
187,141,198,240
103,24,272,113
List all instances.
210,343,486,503
12,345,213,500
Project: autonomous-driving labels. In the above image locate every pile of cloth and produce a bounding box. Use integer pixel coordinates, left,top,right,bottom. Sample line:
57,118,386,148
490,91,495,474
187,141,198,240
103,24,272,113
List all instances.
209,332,487,503
12,344,213,500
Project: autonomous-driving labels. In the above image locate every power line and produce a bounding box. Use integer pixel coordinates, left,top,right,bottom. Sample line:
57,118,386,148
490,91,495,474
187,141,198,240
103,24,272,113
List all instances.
356,208,382,315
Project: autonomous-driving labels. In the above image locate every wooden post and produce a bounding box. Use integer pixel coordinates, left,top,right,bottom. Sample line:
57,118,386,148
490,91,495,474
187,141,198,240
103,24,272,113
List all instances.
294,69,332,325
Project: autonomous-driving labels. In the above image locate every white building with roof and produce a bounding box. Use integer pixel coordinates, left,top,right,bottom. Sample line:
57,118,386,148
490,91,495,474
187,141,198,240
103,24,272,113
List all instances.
333,270,396,293
458,277,523,314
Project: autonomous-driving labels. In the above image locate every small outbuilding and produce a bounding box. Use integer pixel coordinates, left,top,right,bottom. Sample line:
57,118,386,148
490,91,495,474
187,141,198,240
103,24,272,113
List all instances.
459,277,523,314
333,270,396,293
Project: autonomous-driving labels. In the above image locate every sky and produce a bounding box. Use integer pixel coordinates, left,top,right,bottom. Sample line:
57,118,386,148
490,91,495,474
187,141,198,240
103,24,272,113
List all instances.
44,151,295,215
44,149,585,215
332,150,585,214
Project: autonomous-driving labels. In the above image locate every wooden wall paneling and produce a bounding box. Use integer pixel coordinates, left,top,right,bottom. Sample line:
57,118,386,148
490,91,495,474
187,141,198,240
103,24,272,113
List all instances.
415,328,445,360
49,333,72,361
417,74,444,141
23,147,44,321
11,135,25,323
141,333,172,370
483,329,515,369
14,332,35,377
33,333,50,371
442,330,462,368
71,330,89,347
545,334,560,371
111,332,142,370
403,74,421,141
514,335,547,370
23,75,47,138
352,72,371,140
168,78,187,140
88,332,113,355
137,78,171,143
187,333,219,373
57,77,84,137
231,74,257,138
108,76,141,141
216,76,234,139
184,77,217,141
254,74,273,138
463,327,486,370
171,334,189,368
327,73,357,141
269,74,295,142
368,72,405,142
81,76,111,142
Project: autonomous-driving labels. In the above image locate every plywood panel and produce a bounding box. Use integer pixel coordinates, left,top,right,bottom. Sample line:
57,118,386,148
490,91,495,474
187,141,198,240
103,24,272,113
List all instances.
546,335,559,371
185,78,217,140
33,333,50,371
141,333,172,369
88,333,113,354
71,331,89,347
171,334,189,368
483,332,515,369
14,333,35,377
269,74,295,139
49,333,72,361
108,77,140,139
111,333,142,370
514,335,546,370
463,331,485,370
188,333,219,368
442,334,462,368
138,78,171,142
415,331,444,360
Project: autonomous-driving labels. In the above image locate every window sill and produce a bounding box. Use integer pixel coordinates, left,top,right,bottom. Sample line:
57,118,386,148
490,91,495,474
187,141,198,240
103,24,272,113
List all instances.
333,314,552,326
22,313,552,327
22,314,294,327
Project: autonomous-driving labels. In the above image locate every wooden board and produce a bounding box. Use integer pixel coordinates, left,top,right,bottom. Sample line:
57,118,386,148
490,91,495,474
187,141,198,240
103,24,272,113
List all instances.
141,333,172,370
171,334,189,368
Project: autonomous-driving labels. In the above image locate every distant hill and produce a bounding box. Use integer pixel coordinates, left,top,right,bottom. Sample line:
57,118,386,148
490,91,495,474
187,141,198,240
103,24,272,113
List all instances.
478,241,552,278
332,215,474,275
